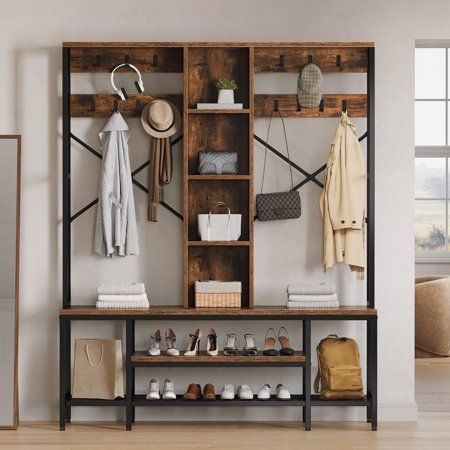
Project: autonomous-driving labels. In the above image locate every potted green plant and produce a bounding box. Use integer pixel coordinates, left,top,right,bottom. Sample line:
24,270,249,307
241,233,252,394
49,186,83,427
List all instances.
216,78,238,104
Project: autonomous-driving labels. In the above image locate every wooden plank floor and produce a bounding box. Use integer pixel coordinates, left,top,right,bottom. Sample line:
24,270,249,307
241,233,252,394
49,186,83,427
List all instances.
0,358,449,450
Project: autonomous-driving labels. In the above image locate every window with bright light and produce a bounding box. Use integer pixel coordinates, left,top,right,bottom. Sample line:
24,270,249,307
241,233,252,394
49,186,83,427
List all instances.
415,47,450,257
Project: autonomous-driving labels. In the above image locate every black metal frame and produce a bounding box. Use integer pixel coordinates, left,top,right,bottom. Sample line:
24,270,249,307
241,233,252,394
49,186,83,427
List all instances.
60,45,376,432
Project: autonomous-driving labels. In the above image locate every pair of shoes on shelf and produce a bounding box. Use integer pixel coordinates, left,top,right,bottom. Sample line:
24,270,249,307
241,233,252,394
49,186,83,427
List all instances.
263,327,294,356
146,378,176,400
183,383,216,400
184,328,218,356
148,328,179,356
257,384,291,400
223,329,257,356
221,384,254,400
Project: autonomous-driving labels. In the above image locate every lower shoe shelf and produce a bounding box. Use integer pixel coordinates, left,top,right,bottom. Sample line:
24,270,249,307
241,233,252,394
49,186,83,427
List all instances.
131,351,306,367
66,396,127,406
132,394,305,406
311,394,371,406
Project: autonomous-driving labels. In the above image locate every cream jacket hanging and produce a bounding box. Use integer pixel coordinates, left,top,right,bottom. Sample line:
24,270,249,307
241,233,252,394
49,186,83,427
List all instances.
319,112,366,275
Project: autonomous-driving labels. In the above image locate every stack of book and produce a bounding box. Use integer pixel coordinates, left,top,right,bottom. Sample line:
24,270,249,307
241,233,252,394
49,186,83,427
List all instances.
286,283,339,309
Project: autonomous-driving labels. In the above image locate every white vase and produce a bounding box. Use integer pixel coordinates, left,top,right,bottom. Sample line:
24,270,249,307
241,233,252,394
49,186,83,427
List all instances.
217,89,234,104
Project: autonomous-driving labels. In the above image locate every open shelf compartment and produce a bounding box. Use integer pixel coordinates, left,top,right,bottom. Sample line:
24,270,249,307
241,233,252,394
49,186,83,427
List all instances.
188,47,250,108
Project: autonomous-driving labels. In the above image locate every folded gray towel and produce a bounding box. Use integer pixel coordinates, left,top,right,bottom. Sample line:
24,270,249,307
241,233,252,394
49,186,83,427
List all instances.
287,283,336,296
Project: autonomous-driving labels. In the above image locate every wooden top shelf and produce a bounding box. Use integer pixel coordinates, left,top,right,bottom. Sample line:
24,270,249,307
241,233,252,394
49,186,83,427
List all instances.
63,42,374,48
188,241,251,246
60,305,377,318
131,350,306,365
188,175,250,180
188,109,250,114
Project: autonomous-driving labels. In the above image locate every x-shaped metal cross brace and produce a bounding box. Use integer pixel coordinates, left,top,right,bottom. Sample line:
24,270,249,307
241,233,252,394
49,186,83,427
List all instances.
69,133,184,222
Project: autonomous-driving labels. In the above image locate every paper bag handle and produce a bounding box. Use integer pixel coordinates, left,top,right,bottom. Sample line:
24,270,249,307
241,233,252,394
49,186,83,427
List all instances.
85,344,104,368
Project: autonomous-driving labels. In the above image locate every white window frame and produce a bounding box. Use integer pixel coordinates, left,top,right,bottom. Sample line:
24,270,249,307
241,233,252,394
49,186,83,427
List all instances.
415,43,450,263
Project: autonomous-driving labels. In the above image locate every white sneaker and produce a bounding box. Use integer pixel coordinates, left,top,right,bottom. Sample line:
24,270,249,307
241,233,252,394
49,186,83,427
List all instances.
237,384,254,400
257,384,271,400
221,384,235,400
276,384,291,400
145,379,160,400
162,378,176,400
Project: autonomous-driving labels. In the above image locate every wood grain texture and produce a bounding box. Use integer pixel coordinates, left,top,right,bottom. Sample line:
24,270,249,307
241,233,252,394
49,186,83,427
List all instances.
254,94,367,117
187,48,249,108
63,41,375,48
187,246,250,308
70,94,183,117
131,350,306,364
187,114,249,175
188,109,251,114
60,305,378,317
70,47,183,72
187,180,250,241
254,47,368,73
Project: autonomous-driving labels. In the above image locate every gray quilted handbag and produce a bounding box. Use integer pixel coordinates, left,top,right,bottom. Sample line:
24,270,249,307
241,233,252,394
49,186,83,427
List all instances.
198,151,238,175
256,112,301,221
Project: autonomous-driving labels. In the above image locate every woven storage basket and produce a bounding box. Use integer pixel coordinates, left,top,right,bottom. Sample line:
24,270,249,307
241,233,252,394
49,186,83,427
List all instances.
195,292,241,308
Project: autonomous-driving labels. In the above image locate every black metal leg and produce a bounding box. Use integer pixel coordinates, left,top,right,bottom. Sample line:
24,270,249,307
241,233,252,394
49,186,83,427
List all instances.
366,319,372,423
131,321,136,423
65,319,71,423
370,318,378,431
126,320,134,430
59,317,67,430
303,320,311,431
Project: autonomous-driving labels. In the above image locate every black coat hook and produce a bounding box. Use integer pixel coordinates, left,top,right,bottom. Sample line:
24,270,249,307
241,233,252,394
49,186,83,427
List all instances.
274,99,279,112
336,55,342,70
90,98,96,112
94,55,101,67
278,54,284,68
151,55,158,67
319,99,324,112
342,99,347,113
113,99,119,113
124,54,130,64
296,98,301,112
307,54,313,64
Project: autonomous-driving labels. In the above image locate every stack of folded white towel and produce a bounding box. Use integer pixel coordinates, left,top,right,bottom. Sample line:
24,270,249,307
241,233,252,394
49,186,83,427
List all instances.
286,283,339,309
96,283,150,309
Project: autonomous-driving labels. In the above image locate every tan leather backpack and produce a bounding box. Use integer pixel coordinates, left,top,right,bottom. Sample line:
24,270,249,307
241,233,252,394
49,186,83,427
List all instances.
314,334,364,399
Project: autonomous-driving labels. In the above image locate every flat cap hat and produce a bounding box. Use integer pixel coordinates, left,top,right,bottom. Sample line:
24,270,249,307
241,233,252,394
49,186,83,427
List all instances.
297,63,323,108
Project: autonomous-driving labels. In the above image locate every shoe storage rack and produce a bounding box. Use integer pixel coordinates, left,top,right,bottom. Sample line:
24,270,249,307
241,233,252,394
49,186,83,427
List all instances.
60,41,377,431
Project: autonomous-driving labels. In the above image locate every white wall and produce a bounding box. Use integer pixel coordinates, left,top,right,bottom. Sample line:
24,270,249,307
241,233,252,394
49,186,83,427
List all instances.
3,0,443,422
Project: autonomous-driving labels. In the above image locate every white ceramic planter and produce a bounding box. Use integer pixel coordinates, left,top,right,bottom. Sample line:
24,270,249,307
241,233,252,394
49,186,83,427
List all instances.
217,89,235,104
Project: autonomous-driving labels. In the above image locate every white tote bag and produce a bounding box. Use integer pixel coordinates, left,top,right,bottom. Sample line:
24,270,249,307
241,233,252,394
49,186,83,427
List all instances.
198,202,241,241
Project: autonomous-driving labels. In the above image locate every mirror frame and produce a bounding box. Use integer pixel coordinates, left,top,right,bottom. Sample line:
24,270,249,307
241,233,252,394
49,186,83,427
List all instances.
0,135,20,430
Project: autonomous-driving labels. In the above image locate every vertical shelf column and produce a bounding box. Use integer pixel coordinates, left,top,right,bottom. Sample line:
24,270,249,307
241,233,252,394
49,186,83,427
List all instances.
183,46,254,308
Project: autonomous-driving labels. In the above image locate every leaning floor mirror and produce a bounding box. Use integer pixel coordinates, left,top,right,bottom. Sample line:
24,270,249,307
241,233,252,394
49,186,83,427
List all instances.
0,135,21,429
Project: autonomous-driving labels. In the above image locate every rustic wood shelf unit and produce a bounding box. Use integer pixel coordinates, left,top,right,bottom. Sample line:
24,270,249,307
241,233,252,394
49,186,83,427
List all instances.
60,41,376,433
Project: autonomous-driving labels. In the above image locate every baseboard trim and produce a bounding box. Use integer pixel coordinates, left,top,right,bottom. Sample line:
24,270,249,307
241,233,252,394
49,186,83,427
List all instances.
20,400,418,422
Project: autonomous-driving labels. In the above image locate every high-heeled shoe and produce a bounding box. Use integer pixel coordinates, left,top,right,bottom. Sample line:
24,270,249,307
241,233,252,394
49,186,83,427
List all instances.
242,330,257,356
263,328,278,356
184,328,202,356
223,329,238,356
166,328,179,356
278,327,294,355
147,329,161,356
207,328,218,356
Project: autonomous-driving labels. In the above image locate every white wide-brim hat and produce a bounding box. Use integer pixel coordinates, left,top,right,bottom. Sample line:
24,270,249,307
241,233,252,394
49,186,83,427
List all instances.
141,99,181,138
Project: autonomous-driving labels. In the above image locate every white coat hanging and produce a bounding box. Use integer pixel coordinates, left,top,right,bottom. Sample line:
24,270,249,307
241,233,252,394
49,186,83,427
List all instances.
94,112,139,257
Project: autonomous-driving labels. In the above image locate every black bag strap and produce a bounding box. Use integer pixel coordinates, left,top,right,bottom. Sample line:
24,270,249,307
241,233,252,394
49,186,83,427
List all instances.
260,110,294,194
